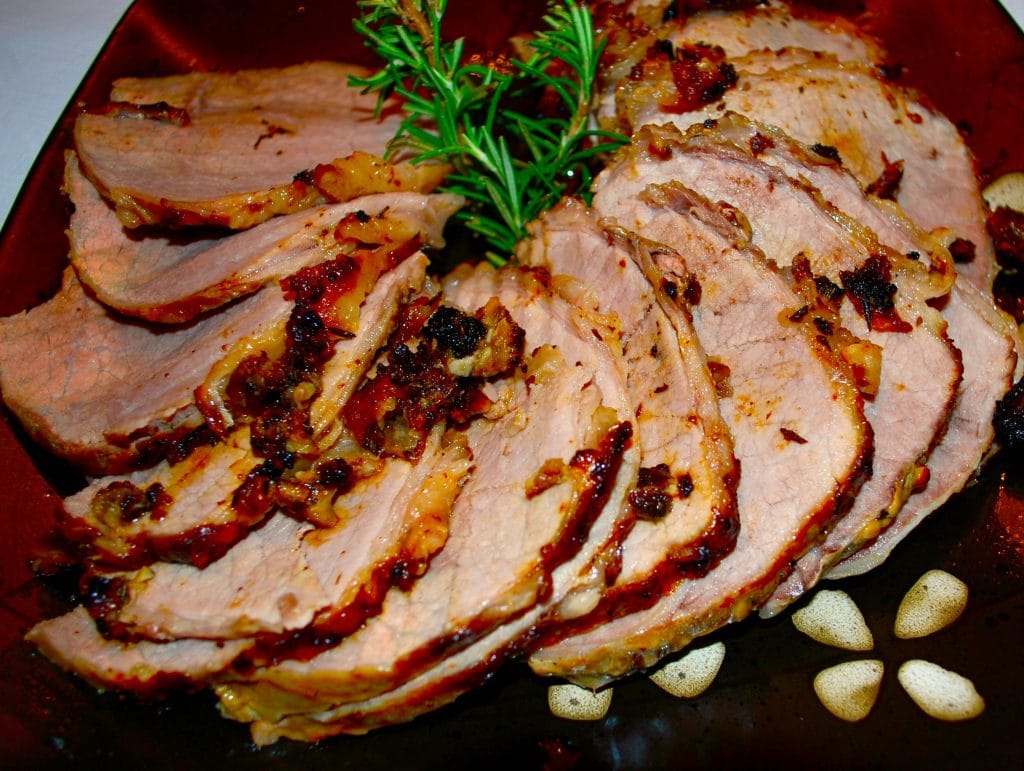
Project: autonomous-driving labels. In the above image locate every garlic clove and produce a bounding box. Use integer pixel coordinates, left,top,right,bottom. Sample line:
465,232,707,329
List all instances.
897,659,985,721
648,641,726,698
813,659,884,722
895,569,968,639
547,683,613,721
792,589,874,651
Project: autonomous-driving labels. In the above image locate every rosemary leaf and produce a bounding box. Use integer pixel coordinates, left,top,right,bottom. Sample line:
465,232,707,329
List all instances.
351,0,626,265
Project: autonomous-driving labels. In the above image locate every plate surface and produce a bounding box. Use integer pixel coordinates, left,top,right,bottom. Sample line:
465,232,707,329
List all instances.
1,1,1022,767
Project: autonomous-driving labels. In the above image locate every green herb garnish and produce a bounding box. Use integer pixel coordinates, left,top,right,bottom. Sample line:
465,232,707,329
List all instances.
352,0,626,263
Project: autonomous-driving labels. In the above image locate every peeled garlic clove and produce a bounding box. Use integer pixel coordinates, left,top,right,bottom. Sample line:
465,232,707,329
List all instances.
649,641,726,698
984,171,1024,212
547,683,613,721
895,569,968,639
792,589,874,651
813,659,884,722
898,660,985,721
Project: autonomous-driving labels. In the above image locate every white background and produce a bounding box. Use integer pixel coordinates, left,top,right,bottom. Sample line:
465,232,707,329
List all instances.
0,0,1021,231
0,0,133,230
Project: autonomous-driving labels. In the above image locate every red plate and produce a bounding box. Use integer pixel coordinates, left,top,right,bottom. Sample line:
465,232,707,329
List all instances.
1,1,1022,766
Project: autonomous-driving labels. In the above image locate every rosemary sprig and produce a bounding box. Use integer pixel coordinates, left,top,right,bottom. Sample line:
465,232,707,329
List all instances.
351,0,626,263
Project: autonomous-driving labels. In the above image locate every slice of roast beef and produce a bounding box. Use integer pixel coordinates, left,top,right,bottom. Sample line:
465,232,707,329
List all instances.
61,427,261,568
74,62,412,231
596,0,881,132
105,61,382,111
26,607,252,693
65,153,461,323
518,200,740,621
696,118,1017,590
827,276,1018,577
606,120,961,611
58,254,431,568
526,153,871,684
667,0,884,63
597,0,880,102
220,562,609,744
212,265,639,722
0,271,280,476
96,428,470,641
614,52,996,289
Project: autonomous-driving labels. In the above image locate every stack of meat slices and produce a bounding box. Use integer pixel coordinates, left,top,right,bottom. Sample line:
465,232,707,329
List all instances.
518,200,741,631
527,0,1017,686
17,163,481,681
529,172,874,681
212,265,645,743
8,61,651,742
7,0,1021,745
598,0,1020,590
10,61,632,726
607,0,998,290
25,258,650,741
3,57,460,479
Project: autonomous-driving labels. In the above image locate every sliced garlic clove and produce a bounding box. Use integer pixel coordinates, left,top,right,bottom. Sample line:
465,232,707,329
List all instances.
547,683,613,721
648,641,726,698
984,171,1024,212
813,659,884,722
895,569,968,639
897,660,985,721
792,589,874,651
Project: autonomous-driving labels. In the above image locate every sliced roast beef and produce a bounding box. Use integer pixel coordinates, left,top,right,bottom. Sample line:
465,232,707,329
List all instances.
220,568,604,744
0,271,280,476
75,62,413,231
66,153,461,323
696,118,1017,591
59,254,431,567
0,179,459,475
212,265,639,726
604,120,961,611
61,427,261,568
31,279,524,684
614,52,996,289
526,149,871,684
666,0,884,63
99,429,470,641
828,279,1018,577
217,431,633,744
26,607,252,693
518,200,740,619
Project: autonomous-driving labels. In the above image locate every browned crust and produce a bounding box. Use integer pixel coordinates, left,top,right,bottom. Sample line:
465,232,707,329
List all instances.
60,507,265,572
532,445,870,684
530,482,739,650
